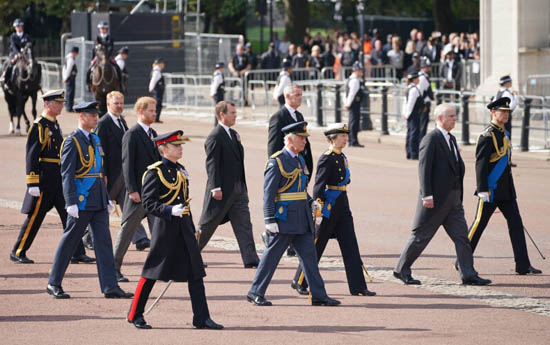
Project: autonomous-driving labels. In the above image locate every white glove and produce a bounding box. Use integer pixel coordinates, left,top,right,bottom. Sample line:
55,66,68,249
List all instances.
315,217,323,226
477,192,489,202
67,204,79,219
171,204,185,217
265,223,279,234
107,200,114,213
28,186,40,197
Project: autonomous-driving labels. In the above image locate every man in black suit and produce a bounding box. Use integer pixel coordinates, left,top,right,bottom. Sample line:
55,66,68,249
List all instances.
198,101,259,267
393,104,491,286
267,83,313,256
267,84,313,179
92,91,150,256
112,97,161,282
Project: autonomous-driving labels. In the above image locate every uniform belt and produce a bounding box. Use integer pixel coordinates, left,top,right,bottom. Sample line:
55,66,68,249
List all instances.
81,172,103,178
274,191,307,202
326,185,347,191
39,157,60,165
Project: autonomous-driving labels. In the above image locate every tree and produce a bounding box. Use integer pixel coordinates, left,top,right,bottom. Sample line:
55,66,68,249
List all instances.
433,0,454,33
203,0,247,34
284,0,309,44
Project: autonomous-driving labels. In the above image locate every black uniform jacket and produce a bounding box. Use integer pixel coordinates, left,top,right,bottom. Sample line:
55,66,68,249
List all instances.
141,159,206,282
199,125,246,227
412,129,464,230
22,113,63,213
313,148,352,237
475,122,516,201
96,113,128,193
267,107,313,177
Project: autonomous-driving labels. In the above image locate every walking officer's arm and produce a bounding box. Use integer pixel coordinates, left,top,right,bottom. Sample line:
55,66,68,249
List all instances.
263,158,282,224
141,169,173,221
312,154,331,202
25,123,41,188
475,134,492,193
60,136,78,207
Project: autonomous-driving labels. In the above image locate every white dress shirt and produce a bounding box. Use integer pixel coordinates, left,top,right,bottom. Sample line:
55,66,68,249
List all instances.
418,72,432,103
344,74,360,107
403,84,421,119
149,66,162,91
284,103,298,122
137,121,151,138
499,88,518,111
210,70,224,97
115,54,125,71
446,60,454,82
63,53,75,82
273,71,291,100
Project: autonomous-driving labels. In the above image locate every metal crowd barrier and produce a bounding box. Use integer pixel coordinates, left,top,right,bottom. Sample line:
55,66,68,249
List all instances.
38,60,62,91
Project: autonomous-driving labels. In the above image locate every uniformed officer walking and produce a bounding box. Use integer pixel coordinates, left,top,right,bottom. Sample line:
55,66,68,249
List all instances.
466,97,542,275
10,90,93,264
247,121,341,307
127,130,223,330
402,71,423,160
272,59,292,106
292,123,376,297
344,61,365,147
210,62,225,125
418,57,434,139
47,101,133,299
115,46,130,95
149,58,165,123
63,47,79,112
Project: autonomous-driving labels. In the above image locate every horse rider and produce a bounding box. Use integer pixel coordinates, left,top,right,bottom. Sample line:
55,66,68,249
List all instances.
86,22,121,89
2,18,32,93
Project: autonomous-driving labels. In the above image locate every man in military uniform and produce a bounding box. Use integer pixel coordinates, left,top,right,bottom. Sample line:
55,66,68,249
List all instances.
466,97,542,275
47,101,133,299
210,62,225,125
115,46,130,95
127,130,223,330
2,18,31,93
247,121,341,307
63,47,79,112
418,57,434,139
10,90,93,264
402,71,423,160
292,123,376,297
344,61,365,147
272,59,292,106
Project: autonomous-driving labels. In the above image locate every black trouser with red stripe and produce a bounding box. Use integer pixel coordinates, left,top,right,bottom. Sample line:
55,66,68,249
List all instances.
468,198,531,271
12,191,86,258
128,277,210,326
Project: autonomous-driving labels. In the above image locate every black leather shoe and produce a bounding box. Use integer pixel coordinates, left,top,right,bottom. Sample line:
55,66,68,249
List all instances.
135,238,150,251
46,284,70,299
516,266,542,275
71,254,96,264
290,281,309,295
10,252,34,264
351,288,376,296
116,270,129,283
462,275,492,286
247,293,272,306
286,247,296,257
194,318,224,330
393,271,421,285
244,262,259,269
104,286,134,299
311,296,341,306
128,315,152,329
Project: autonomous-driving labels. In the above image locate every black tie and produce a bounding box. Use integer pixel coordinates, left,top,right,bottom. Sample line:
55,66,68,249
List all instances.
449,134,458,162
118,118,127,132
147,128,153,139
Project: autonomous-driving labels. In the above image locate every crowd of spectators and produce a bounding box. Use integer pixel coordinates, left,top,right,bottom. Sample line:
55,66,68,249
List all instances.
229,29,480,82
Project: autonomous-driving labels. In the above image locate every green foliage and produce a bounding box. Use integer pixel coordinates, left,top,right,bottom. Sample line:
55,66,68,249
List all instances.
203,0,248,34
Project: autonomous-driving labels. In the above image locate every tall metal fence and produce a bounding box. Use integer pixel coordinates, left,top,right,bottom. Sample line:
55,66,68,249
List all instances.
63,33,240,104
524,74,550,97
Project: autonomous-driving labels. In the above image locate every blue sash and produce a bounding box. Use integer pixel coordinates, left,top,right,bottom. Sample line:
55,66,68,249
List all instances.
75,133,103,210
487,130,509,203
321,167,350,219
275,156,308,221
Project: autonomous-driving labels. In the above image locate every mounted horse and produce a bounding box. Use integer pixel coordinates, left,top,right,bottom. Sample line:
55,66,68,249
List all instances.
90,44,119,113
2,42,42,135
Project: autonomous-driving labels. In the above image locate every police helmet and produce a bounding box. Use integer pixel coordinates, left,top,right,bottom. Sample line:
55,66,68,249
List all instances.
13,18,24,27
97,21,109,29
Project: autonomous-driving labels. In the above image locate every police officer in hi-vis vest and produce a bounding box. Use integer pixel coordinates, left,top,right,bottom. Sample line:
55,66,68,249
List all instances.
10,90,93,264
47,101,133,299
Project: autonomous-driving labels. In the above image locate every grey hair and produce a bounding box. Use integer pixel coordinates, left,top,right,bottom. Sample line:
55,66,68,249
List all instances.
283,83,301,97
283,133,295,146
434,103,454,119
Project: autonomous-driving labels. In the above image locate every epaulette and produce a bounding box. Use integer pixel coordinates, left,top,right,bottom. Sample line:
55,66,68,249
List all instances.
323,149,332,155
147,161,163,170
480,126,493,137
270,150,283,159
33,117,42,124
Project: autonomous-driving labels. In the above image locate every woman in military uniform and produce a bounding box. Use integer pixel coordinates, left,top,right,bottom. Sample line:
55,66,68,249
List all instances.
127,130,223,330
292,123,376,297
